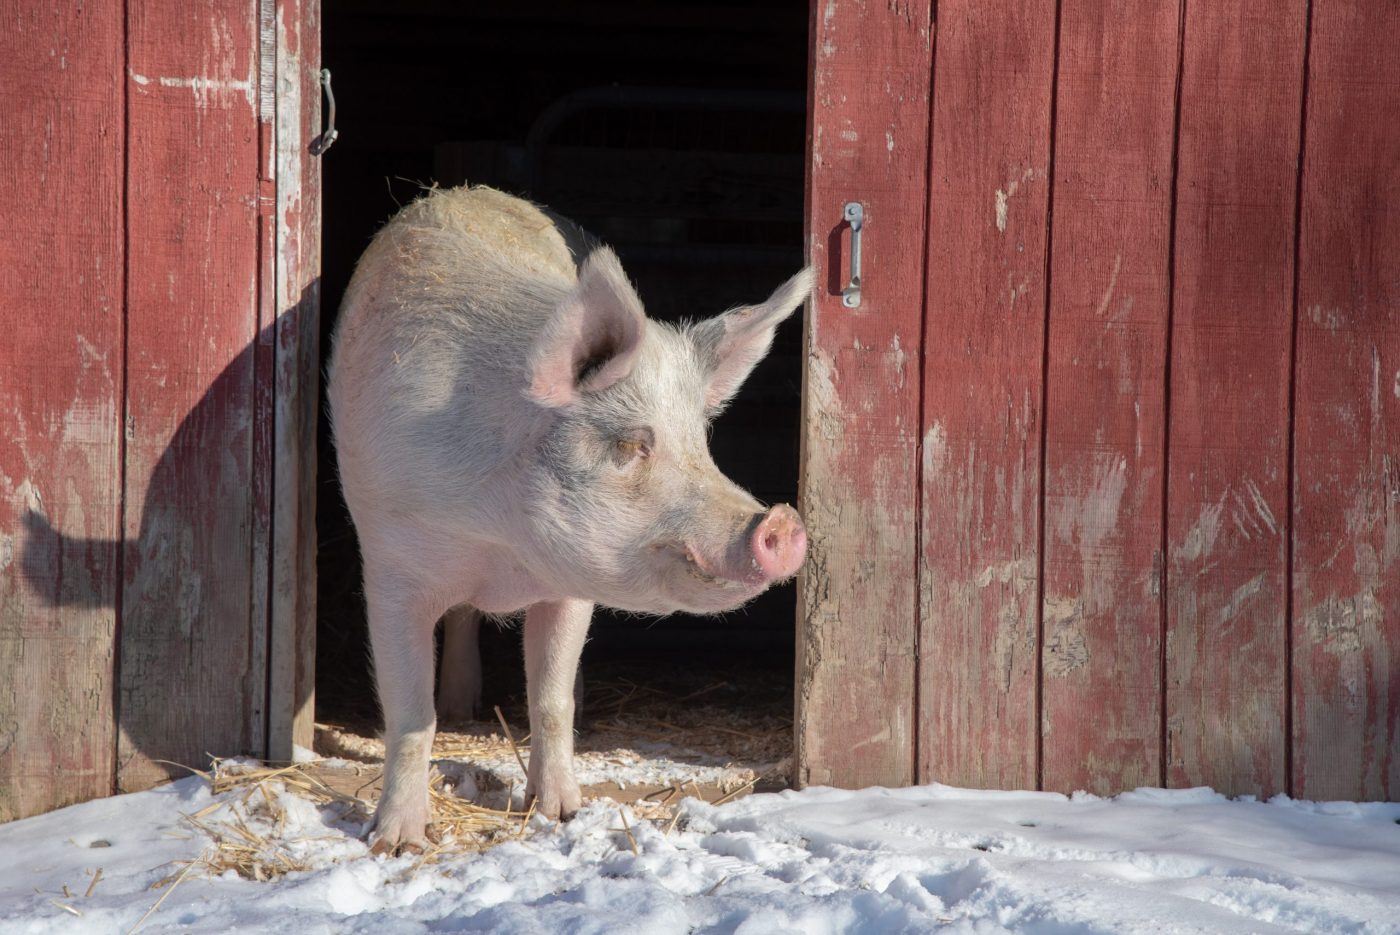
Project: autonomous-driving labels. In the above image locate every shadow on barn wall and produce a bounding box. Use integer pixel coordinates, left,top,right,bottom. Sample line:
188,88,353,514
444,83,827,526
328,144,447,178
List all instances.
19,290,318,794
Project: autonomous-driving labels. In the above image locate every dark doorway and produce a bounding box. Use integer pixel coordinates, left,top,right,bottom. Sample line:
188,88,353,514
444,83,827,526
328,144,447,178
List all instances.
316,2,809,745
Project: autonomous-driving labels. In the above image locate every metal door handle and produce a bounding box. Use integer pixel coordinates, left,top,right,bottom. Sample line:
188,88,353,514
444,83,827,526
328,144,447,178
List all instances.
842,202,863,308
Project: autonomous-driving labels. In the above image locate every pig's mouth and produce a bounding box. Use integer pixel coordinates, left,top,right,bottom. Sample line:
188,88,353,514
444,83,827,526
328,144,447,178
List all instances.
654,504,809,607
681,545,763,588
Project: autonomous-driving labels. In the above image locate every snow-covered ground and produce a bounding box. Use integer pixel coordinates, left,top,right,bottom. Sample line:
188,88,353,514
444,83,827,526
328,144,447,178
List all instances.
3,775,1399,934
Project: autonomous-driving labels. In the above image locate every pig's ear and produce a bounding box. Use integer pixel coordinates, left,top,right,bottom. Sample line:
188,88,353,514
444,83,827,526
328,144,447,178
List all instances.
692,267,813,414
528,247,646,408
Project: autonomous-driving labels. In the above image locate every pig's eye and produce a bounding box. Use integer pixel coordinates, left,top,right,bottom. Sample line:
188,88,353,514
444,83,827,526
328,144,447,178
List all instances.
612,428,653,466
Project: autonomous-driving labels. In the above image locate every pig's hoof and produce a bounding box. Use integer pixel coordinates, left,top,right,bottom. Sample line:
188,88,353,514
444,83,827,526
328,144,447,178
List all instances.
367,810,439,856
526,780,582,821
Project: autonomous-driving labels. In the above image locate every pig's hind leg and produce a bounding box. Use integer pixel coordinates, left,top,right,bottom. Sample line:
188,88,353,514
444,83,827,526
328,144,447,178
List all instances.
523,598,593,819
437,604,484,721
363,561,445,855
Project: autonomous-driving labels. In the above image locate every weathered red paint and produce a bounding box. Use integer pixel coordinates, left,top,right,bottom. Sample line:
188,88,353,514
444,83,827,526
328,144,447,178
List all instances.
797,0,932,790
2,0,320,818
117,0,267,791
0,0,125,822
268,0,322,761
1165,0,1307,797
918,0,1056,791
802,0,1397,801
1292,0,1400,801
1039,0,1179,795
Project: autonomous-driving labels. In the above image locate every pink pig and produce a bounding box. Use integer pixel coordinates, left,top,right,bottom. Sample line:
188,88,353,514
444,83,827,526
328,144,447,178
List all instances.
328,186,810,854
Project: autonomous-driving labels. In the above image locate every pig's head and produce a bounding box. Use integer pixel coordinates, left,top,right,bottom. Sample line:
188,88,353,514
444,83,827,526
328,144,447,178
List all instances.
521,248,811,615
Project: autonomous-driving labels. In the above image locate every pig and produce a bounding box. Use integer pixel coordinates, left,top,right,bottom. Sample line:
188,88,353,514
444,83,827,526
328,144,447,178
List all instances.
328,185,810,854
436,607,582,722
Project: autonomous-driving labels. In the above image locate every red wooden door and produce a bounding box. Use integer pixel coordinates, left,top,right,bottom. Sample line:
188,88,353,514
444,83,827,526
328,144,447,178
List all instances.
0,0,319,820
800,0,1399,801
0,1,125,822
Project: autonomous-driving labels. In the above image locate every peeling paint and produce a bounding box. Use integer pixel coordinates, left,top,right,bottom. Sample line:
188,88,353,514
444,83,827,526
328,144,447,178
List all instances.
922,420,948,479
1307,305,1344,331
1095,253,1123,318
1217,573,1266,628
1175,498,1224,564
1043,596,1088,677
993,168,1040,234
1302,590,1382,656
807,352,844,446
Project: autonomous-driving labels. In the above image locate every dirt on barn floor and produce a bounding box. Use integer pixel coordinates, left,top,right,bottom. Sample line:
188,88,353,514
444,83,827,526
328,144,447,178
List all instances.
309,657,794,837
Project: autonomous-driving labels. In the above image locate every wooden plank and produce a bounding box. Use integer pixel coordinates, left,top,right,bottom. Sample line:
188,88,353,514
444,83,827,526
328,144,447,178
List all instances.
267,0,321,762
797,0,931,789
1292,0,1400,801
918,0,1057,790
0,1,124,820
1164,1,1307,797
118,0,266,790
1038,0,1179,794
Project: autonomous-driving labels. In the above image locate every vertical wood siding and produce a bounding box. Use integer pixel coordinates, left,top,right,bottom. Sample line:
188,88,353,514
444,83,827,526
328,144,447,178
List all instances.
1165,0,1307,797
797,0,933,789
918,0,1056,791
118,0,265,792
1038,0,1179,794
0,1,125,822
267,0,322,765
1,0,317,819
1291,0,1400,801
803,0,1400,800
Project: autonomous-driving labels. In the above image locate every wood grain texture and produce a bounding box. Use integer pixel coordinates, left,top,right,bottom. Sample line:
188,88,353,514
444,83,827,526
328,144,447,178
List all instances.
0,0,124,821
118,0,266,791
1165,1,1307,797
797,0,931,789
268,0,321,761
1038,0,1179,795
917,0,1057,790
1291,0,1400,801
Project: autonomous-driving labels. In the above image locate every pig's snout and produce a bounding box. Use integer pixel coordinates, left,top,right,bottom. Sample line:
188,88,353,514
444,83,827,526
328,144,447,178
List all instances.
750,504,807,581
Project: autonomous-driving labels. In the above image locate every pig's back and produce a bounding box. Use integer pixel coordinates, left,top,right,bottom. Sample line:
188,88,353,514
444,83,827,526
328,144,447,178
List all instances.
329,186,589,519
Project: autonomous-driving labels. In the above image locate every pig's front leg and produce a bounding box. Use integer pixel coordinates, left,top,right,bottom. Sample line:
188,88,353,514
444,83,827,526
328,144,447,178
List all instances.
437,604,483,721
364,569,441,855
523,598,592,819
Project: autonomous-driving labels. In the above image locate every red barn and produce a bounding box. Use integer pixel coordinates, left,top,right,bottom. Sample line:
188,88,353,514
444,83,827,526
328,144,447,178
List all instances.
2,0,1396,822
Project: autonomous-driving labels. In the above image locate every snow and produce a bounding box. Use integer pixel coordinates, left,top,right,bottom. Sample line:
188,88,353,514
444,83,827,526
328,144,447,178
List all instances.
2,777,1399,933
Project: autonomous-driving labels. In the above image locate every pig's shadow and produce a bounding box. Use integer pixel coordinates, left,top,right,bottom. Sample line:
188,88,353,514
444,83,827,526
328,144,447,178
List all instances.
20,303,315,790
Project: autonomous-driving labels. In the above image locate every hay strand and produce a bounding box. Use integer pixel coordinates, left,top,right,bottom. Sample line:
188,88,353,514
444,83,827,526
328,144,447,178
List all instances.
48,899,80,917
618,809,639,855
493,705,529,781
128,856,199,934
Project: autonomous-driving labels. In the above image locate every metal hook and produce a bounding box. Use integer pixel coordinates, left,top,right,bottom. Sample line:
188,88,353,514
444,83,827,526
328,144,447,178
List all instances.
310,68,338,156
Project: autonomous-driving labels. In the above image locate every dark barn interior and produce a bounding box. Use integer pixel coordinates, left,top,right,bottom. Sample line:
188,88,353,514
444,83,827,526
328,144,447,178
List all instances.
315,1,810,740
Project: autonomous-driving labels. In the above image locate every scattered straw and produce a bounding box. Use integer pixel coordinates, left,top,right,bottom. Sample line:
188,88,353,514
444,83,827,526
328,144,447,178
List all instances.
48,899,80,917
711,779,756,808
84,867,103,899
493,705,529,781
128,856,199,934
617,809,639,855
516,797,537,838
